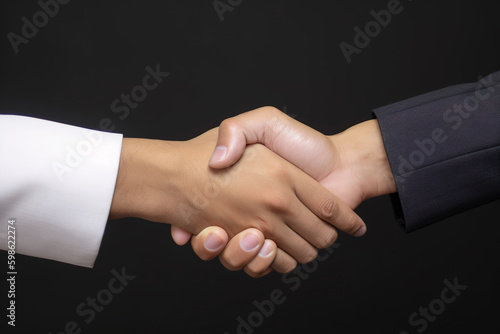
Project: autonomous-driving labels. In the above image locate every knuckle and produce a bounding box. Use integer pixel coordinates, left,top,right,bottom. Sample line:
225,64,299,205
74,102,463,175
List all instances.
259,106,281,116
244,268,260,278
198,253,213,261
255,219,275,239
279,262,297,274
192,239,212,262
260,107,289,149
266,193,292,214
298,248,318,264
267,160,290,179
221,255,243,271
244,265,266,278
320,198,339,220
219,118,239,132
316,228,338,249
273,255,297,273
342,215,361,234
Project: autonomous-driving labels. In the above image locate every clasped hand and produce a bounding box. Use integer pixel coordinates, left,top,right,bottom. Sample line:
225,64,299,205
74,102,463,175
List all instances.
110,107,396,277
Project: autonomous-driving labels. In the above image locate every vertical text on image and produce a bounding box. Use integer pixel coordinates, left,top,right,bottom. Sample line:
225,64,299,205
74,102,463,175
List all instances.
6,218,17,327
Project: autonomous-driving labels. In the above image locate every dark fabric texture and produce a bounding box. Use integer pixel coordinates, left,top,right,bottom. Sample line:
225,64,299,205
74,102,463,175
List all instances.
374,71,500,231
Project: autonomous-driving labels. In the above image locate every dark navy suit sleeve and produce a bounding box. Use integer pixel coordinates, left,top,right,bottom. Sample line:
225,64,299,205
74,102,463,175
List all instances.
373,71,500,232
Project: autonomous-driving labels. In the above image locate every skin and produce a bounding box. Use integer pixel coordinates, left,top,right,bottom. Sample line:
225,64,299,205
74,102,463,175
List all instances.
172,107,397,277
109,126,366,271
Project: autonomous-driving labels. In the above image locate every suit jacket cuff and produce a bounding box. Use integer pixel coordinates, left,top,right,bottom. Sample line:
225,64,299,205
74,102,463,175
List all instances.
373,71,500,231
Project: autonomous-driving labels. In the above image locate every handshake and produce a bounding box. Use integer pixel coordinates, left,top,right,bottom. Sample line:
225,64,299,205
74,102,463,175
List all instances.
109,106,397,277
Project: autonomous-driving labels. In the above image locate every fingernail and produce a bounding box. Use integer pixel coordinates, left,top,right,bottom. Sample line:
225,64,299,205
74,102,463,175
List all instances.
240,233,260,252
258,240,274,257
204,233,224,251
209,146,227,165
354,226,366,237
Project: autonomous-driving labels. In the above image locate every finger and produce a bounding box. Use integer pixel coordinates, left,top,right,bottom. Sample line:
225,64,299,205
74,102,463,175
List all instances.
271,248,297,273
208,119,247,168
294,171,367,236
246,267,273,278
209,108,279,168
191,226,229,261
209,107,332,180
219,228,265,271
284,197,339,249
171,225,193,245
243,240,277,278
268,219,318,264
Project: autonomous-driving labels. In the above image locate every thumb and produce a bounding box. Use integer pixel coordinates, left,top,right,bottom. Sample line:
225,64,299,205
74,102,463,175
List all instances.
208,107,332,179
208,119,248,169
209,106,292,169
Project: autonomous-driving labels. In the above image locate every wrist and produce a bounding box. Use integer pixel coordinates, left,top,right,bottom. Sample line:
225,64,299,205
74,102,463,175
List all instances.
109,138,180,221
331,119,396,200
109,138,142,219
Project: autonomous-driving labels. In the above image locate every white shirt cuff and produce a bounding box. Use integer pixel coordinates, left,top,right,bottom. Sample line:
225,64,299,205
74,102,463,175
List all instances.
0,115,123,268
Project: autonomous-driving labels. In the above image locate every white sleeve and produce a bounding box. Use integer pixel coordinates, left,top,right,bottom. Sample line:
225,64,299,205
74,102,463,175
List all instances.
0,115,123,268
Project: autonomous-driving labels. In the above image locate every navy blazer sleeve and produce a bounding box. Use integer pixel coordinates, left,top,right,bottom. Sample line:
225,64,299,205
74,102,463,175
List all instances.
373,71,500,232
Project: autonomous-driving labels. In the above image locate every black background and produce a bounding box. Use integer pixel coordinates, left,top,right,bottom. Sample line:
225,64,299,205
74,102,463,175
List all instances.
1,0,499,333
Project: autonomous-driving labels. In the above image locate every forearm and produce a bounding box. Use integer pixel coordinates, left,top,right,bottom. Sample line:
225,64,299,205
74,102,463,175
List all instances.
109,138,181,223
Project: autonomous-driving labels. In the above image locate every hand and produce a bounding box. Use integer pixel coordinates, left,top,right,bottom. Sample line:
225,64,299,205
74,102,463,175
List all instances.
109,127,366,271
172,107,396,276
208,107,396,207
186,226,277,278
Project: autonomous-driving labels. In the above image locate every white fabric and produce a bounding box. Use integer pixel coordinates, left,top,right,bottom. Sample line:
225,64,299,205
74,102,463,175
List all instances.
0,115,123,268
